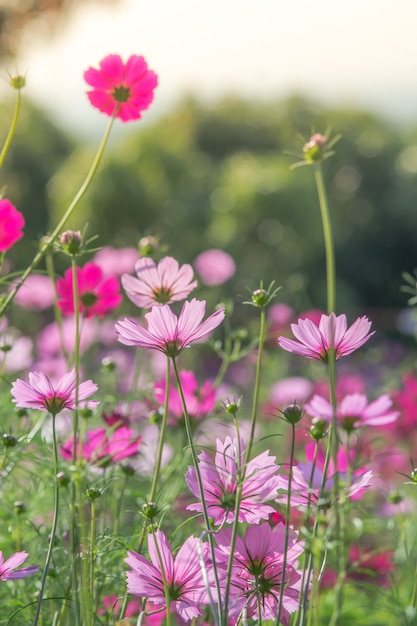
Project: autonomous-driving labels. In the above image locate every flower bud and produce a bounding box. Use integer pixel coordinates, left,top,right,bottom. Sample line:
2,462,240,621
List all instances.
101,356,116,372
14,501,25,515
303,133,327,163
86,487,102,501
9,74,26,90
223,396,241,416
282,403,304,424
251,288,269,307
138,236,160,258
142,502,159,520
2,433,17,448
310,417,328,440
60,230,82,255
411,468,417,484
56,471,70,487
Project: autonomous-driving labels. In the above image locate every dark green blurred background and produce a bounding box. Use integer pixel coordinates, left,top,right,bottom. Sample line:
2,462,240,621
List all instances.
2,93,417,318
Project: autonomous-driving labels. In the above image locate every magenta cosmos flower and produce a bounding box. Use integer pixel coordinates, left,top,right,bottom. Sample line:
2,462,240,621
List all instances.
57,262,122,318
215,524,303,625
11,369,98,415
61,426,141,466
115,299,225,357
278,312,374,363
305,393,399,432
125,529,209,621
84,54,158,122
0,199,25,252
185,436,281,525
193,249,236,286
122,256,197,308
154,370,216,424
0,551,38,580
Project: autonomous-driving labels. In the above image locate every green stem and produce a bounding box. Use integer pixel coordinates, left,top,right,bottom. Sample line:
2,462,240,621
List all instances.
244,306,266,464
32,413,60,626
0,87,21,168
172,358,223,626
89,498,96,614
137,356,171,554
313,162,336,315
275,423,296,626
0,114,116,318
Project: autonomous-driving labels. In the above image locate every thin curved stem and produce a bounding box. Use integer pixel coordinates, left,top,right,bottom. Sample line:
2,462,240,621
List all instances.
32,414,60,626
0,114,116,317
0,87,21,168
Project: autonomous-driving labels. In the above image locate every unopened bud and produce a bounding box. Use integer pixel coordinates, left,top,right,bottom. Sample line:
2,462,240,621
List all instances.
310,417,328,440
138,236,160,258
2,433,17,448
142,502,159,520
303,133,327,163
60,230,82,255
86,487,102,501
9,74,26,90
283,403,304,424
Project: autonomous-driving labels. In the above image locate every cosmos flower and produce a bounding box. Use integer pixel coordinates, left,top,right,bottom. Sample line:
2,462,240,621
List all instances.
0,551,38,580
125,529,209,621
60,426,142,466
193,249,236,286
305,393,399,432
278,312,374,363
0,199,25,252
84,54,158,122
57,262,122,318
115,299,225,357
11,369,98,415
215,524,304,625
185,436,281,525
153,370,216,423
277,444,373,511
122,256,197,308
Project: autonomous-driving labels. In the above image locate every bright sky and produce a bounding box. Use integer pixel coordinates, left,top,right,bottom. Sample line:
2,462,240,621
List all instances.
13,0,417,137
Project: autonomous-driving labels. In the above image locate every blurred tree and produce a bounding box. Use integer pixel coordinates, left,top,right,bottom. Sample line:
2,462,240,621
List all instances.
5,92,417,320
0,0,119,58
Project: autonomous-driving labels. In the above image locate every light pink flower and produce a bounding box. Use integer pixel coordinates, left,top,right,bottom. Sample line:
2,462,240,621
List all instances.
11,369,98,415
305,393,399,431
193,249,236,286
215,524,303,625
13,274,55,310
115,299,225,357
0,199,24,252
0,551,38,580
93,246,139,277
125,529,209,621
122,256,197,308
277,444,373,510
61,426,141,466
84,54,158,122
57,262,122,318
185,436,281,525
154,370,216,423
278,312,374,362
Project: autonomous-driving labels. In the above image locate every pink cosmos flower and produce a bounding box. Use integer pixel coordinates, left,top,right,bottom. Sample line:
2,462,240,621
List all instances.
13,274,55,310
0,199,25,252
305,393,399,432
11,369,98,415
277,444,373,511
193,249,236,286
185,436,281,525
115,299,225,357
61,426,141,466
278,312,374,363
125,529,209,621
154,370,216,423
93,246,139,277
215,524,303,625
122,256,197,308
57,262,122,318
84,54,158,122
0,551,38,580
